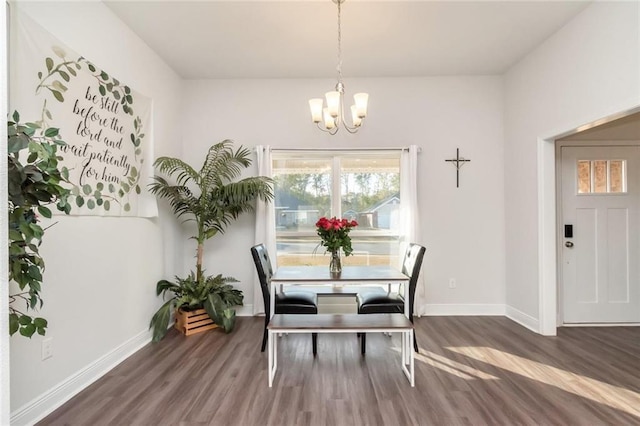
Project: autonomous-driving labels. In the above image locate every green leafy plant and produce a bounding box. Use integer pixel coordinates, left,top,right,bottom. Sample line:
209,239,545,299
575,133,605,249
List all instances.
150,273,243,341
7,111,71,337
148,140,273,341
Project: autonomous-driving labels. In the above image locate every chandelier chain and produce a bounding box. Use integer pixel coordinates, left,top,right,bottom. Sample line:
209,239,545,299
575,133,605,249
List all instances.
336,0,343,83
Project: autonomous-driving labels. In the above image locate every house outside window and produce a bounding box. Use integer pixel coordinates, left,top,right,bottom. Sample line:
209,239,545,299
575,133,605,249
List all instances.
272,151,401,267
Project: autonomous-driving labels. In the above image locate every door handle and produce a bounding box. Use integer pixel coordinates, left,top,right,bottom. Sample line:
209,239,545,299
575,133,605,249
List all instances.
565,241,574,248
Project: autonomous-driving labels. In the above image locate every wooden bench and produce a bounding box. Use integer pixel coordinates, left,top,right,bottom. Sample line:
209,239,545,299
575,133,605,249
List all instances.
266,313,415,387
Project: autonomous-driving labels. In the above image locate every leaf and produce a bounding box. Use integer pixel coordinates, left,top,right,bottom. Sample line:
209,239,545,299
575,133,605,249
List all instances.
96,182,104,191
52,80,67,92
52,90,64,102
121,182,130,192
96,198,103,206
87,199,96,209
82,184,91,195
108,183,116,193
149,300,174,342
20,324,36,338
76,196,85,207
45,109,53,120
12,111,19,122
100,71,109,80
38,71,43,79
124,203,131,212
59,70,70,82
104,200,110,211
135,185,141,194
52,45,66,58
18,315,32,326
33,317,48,328
124,86,131,94
88,63,96,72
9,314,19,335
61,167,69,180
37,206,52,218
44,127,59,137
99,85,106,96
45,57,53,72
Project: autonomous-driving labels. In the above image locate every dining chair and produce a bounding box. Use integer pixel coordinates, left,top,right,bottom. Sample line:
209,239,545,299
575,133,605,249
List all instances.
357,243,426,354
250,244,319,355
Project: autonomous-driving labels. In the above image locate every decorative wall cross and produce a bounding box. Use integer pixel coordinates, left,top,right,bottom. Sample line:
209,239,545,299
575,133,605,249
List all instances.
445,148,471,188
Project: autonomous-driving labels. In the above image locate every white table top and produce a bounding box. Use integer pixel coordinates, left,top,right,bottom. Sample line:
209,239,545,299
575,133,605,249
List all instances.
271,265,408,282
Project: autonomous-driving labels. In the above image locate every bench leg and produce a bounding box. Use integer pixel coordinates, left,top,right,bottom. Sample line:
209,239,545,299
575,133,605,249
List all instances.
312,333,317,356
268,330,278,387
409,330,415,387
361,333,366,355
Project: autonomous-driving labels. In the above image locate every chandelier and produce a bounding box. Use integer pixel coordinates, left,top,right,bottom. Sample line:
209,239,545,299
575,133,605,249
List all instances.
309,0,369,134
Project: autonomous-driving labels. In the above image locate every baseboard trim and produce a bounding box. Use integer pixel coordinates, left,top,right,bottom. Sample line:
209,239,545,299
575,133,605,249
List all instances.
10,329,151,426
236,304,254,317
562,322,640,327
420,304,506,316
505,305,540,333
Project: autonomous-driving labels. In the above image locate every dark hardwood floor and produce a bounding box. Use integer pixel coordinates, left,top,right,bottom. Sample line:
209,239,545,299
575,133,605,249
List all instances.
38,317,640,425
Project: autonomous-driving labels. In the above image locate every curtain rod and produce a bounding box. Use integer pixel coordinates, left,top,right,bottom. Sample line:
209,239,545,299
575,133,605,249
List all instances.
260,147,421,153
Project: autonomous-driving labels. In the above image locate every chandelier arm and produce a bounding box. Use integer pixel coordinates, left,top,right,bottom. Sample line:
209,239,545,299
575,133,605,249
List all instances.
338,90,360,133
316,121,340,135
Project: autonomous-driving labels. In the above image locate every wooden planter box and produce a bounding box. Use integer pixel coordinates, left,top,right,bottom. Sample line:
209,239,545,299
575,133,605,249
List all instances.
175,308,218,336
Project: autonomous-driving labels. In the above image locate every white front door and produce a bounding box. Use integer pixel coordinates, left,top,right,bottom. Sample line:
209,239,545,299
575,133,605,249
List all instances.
560,145,640,323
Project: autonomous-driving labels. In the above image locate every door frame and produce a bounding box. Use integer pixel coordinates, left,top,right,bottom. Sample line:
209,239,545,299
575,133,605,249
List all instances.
538,103,640,336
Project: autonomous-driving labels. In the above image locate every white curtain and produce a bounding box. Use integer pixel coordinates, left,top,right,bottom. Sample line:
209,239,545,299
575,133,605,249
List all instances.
400,145,424,316
253,146,277,315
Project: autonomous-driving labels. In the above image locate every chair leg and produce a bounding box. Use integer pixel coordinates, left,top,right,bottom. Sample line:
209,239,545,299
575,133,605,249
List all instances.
413,330,419,353
261,326,268,352
312,333,318,356
361,333,366,355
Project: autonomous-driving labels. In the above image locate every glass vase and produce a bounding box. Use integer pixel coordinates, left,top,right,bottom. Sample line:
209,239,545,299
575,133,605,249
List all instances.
329,250,342,275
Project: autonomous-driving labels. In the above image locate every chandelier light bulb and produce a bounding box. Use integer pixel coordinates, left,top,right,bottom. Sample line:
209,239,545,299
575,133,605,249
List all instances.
309,98,324,123
354,93,369,118
323,108,335,129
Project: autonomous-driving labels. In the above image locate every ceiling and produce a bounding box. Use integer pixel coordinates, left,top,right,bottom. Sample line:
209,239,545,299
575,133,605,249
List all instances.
104,0,591,80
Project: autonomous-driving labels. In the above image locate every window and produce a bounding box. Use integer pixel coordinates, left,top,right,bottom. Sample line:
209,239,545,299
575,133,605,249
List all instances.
577,160,626,194
272,151,401,267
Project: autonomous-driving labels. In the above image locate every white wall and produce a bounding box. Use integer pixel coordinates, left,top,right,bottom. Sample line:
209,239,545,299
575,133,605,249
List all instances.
504,1,640,329
182,76,506,315
8,1,183,422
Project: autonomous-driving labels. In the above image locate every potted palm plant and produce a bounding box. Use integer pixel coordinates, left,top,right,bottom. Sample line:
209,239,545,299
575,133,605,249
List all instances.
148,140,273,341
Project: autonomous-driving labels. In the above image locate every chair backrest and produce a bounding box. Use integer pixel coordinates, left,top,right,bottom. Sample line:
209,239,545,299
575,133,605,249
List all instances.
251,243,273,317
401,243,426,318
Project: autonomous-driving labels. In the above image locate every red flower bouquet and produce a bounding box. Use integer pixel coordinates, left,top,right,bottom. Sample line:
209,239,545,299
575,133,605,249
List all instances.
315,216,358,256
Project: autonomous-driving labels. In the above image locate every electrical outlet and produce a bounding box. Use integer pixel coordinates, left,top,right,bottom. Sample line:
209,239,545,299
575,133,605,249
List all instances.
448,278,456,289
42,338,53,360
